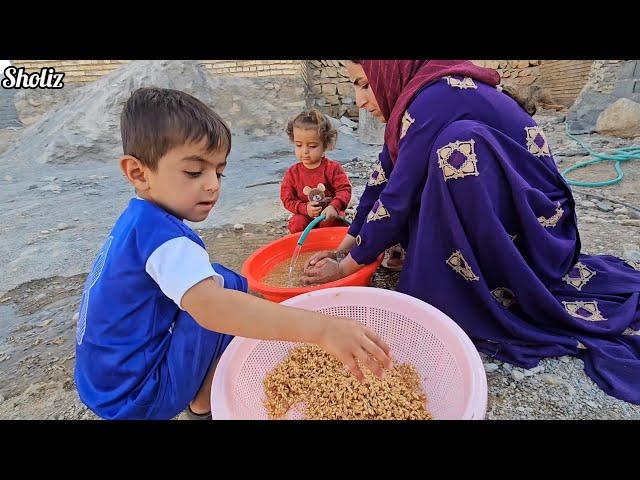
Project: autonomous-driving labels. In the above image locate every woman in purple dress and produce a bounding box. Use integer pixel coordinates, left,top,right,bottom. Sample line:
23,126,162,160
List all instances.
302,60,640,404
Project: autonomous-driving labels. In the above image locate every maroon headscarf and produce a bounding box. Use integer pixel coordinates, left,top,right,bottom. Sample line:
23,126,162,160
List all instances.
359,60,501,163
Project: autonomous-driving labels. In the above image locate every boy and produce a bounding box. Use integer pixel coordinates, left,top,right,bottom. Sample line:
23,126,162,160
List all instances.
74,87,392,420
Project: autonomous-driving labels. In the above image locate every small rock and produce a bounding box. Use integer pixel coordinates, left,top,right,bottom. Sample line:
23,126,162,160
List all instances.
596,200,614,212
614,207,628,215
523,369,535,377
561,356,571,363
73,217,80,222
623,250,640,262
616,215,630,221
233,223,245,231
620,219,640,227
40,230,50,234
42,176,58,182
338,125,355,136
72,312,79,322
39,319,53,327
43,184,62,192
596,97,640,138
579,200,596,208
243,232,253,237
340,116,358,129
511,370,525,381
581,216,597,224
57,223,70,231
264,83,275,90
585,400,597,408
216,233,224,239
516,406,526,412
484,363,499,373
541,374,562,385
502,363,513,371
4,175,13,182
627,210,640,220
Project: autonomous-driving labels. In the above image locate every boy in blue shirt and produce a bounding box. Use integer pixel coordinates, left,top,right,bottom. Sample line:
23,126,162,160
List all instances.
74,87,392,420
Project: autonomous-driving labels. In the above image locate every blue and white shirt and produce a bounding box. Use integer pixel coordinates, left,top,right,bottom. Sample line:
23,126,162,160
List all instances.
74,197,223,416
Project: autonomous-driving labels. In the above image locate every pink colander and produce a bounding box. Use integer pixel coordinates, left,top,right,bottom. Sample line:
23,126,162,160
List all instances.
211,287,487,420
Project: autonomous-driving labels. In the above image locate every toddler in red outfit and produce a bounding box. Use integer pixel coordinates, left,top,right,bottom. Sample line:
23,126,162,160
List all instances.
280,109,352,234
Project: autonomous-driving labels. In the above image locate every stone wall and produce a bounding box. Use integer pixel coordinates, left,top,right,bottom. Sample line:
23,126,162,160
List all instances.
9,59,600,117
473,60,541,87
11,60,305,82
567,60,640,134
10,60,130,83
306,60,358,118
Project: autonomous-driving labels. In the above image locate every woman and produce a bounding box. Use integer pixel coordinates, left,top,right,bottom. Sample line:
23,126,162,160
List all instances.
302,60,640,404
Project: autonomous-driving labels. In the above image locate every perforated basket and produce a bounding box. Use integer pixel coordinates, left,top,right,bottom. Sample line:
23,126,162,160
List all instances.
211,287,487,420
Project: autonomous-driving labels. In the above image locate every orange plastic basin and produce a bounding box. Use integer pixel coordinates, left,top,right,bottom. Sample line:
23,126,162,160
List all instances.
241,227,383,303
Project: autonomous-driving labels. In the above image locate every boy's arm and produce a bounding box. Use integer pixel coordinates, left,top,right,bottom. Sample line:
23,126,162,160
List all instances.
280,169,308,215
181,279,392,381
146,234,392,381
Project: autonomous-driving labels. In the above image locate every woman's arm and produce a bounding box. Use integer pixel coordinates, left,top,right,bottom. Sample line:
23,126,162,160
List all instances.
347,118,435,266
347,145,393,239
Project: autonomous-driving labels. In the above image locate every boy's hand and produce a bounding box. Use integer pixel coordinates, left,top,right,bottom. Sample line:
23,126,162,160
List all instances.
307,202,322,218
321,205,338,221
317,315,393,382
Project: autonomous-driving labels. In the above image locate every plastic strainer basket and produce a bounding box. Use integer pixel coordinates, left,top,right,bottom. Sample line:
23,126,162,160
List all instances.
211,287,487,420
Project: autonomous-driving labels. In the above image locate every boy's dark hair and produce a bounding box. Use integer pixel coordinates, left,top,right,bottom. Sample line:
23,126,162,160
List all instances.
120,87,231,170
285,108,337,150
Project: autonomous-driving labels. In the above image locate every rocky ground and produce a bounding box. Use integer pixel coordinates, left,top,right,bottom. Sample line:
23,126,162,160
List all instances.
1,86,639,420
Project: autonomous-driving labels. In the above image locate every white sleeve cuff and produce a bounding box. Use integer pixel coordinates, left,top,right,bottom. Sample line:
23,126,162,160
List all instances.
145,237,224,310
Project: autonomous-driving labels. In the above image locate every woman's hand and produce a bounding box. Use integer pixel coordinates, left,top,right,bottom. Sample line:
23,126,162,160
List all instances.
302,257,345,285
304,234,357,271
304,250,336,270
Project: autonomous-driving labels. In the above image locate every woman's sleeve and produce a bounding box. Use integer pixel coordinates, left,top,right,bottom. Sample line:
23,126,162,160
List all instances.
347,145,393,237
349,119,436,265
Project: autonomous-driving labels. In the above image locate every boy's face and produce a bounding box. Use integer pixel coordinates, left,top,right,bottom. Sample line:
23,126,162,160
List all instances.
293,127,325,168
135,138,227,222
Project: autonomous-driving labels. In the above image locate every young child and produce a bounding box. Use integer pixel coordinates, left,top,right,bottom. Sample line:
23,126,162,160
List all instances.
280,109,352,234
74,88,392,420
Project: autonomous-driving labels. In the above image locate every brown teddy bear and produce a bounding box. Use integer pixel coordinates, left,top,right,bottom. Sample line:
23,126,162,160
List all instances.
302,183,333,209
